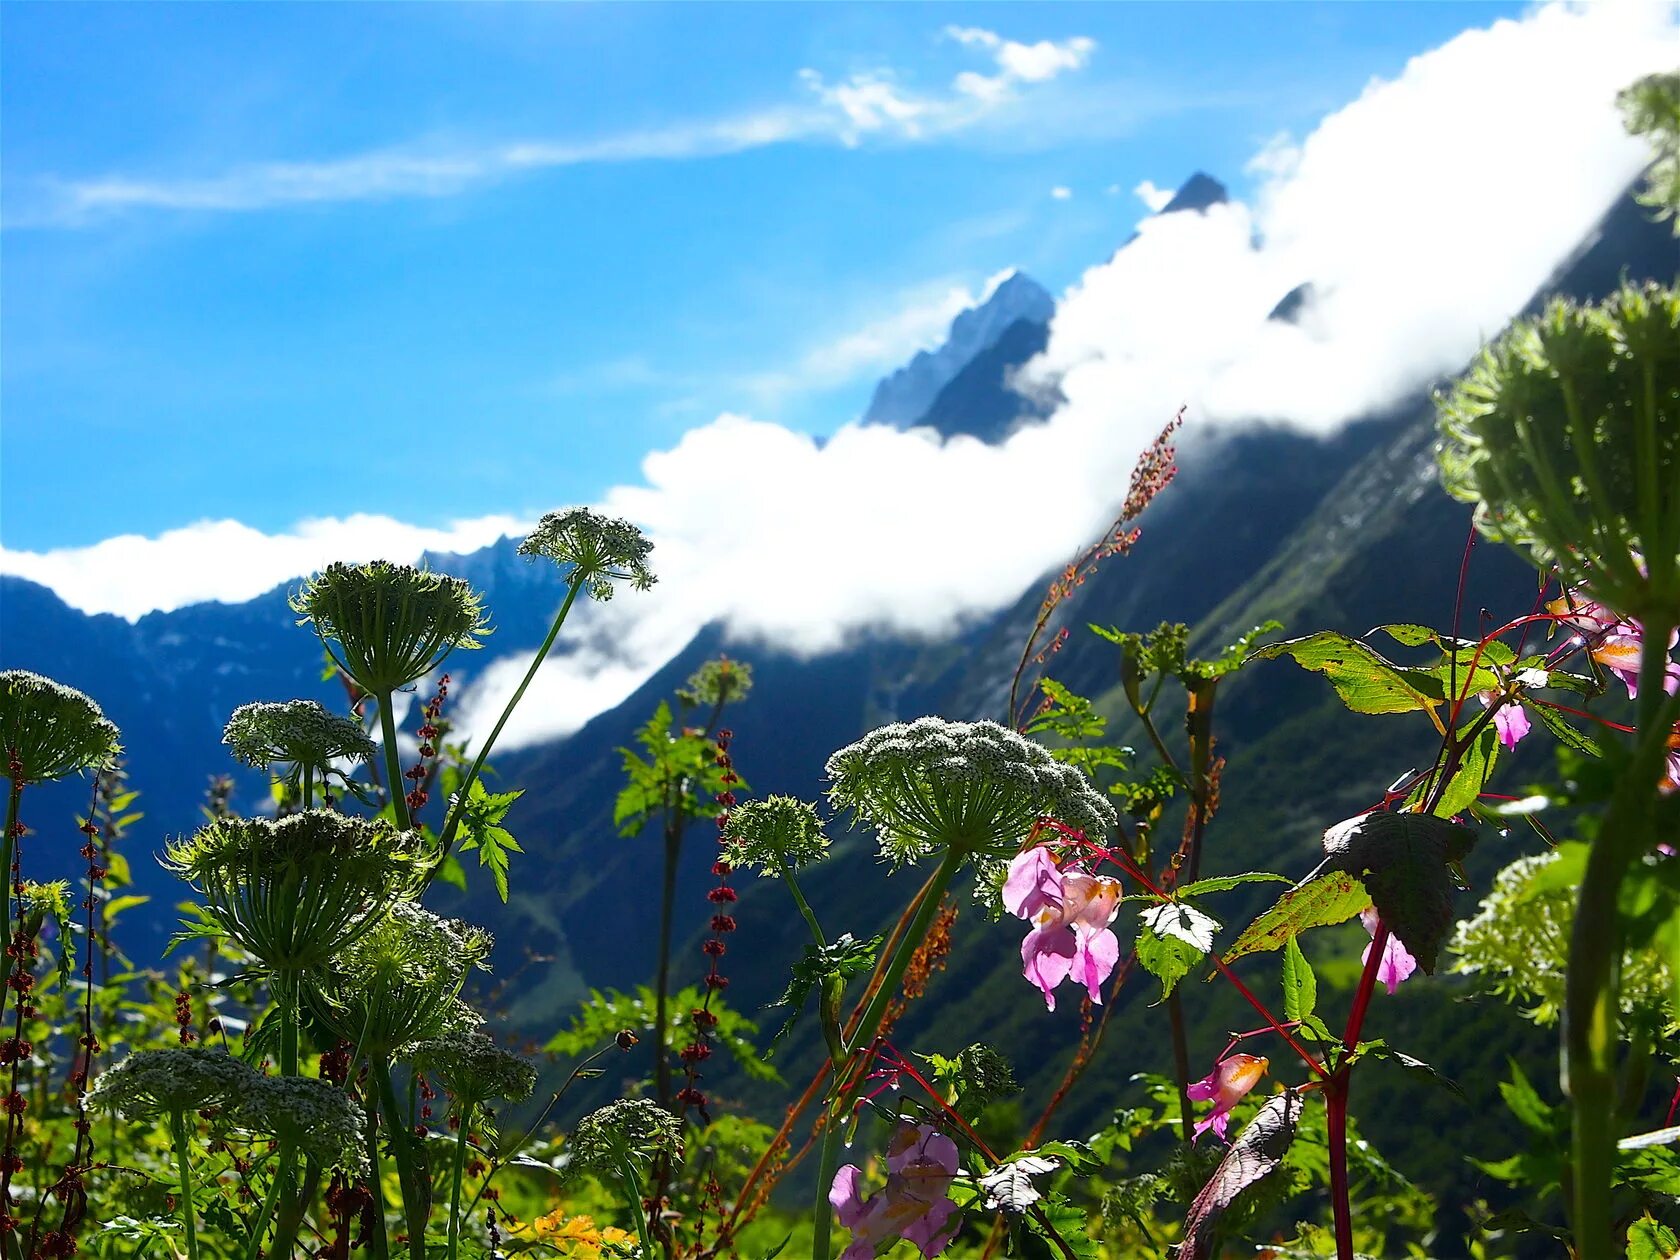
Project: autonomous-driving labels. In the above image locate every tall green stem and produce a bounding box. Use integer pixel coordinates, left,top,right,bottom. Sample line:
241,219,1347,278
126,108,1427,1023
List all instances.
376,692,412,832
446,1101,474,1260
363,1088,391,1260
0,782,19,1003
813,847,963,1260
617,1156,655,1260
433,578,584,867
301,764,314,811
373,1059,428,1260
242,1156,285,1260
653,825,682,1111
169,1110,202,1260
1564,620,1678,1260
780,868,826,949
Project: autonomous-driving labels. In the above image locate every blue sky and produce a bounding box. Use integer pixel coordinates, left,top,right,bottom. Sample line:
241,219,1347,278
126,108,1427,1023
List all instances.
0,1,1534,552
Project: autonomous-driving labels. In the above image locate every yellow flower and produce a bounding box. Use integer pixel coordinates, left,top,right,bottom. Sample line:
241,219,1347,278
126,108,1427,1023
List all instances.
529,1212,636,1257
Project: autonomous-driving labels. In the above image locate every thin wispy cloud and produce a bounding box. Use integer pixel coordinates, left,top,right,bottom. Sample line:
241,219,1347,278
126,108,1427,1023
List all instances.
14,28,1096,227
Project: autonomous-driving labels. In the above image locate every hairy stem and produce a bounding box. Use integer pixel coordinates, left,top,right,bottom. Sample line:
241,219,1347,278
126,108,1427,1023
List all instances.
447,1100,474,1260
373,1059,428,1260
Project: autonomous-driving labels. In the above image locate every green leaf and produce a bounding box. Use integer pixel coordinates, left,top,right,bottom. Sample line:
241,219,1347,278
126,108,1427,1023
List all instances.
1371,623,1438,648
1498,1058,1561,1136
1179,1090,1304,1260
766,934,879,1055
1281,936,1317,1022
1222,872,1369,964
1522,697,1607,757
1136,922,1204,1001
1248,631,1442,716
1427,724,1500,818
920,1043,1019,1119
1139,902,1219,952
1319,812,1475,973
1352,1039,1466,1100
1627,1216,1680,1260
1172,872,1292,897
451,779,525,903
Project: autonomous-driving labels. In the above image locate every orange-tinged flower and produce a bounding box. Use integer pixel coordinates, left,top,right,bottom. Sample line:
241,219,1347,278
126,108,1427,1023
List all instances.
1187,1053,1268,1143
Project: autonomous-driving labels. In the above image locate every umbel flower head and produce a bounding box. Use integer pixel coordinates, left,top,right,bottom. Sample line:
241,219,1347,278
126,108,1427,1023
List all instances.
677,656,753,709
567,1098,683,1176
88,1047,263,1119
1436,282,1680,624
409,1030,537,1105
518,508,656,602
164,810,424,972
223,699,376,775
720,796,829,876
229,1075,367,1171
290,560,489,694
305,901,491,1056
0,670,120,784
825,717,1115,865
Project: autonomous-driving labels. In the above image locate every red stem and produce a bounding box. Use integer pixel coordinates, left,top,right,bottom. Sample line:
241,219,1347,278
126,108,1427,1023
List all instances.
1327,921,1390,1260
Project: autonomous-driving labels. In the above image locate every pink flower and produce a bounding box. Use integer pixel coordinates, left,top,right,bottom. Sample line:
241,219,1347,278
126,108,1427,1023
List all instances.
1478,692,1531,750
1186,1053,1268,1143
1590,624,1680,700
1003,847,1121,1011
830,1123,962,1259
1360,908,1417,995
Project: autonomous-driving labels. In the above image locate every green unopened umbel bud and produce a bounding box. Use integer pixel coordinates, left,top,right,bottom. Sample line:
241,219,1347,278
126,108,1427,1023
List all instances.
518,508,656,602
1436,283,1680,623
1619,70,1680,231
825,717,1116,865
223,700,376,775
291,561,489,694
568,1098,683,1176
88,1047,263,1120
720,796,828,876
678,657,753,709
409,1030,537,1105
0,671,120,784
164,810,423,972
228,1075,368,1171
306,901,491,1056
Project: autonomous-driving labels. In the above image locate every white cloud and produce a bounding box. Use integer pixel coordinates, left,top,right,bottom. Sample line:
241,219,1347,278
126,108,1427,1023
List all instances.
1132,179,1173,212
1050,185,1073,201
19,29,1097,225
0,514,527,617
11,3,1673,752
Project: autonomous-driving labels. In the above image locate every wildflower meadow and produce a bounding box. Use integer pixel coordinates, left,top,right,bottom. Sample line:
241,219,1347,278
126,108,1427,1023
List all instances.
0,65,1676,1260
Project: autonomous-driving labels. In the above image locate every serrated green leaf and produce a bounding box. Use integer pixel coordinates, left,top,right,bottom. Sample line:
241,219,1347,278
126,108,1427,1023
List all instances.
1136,923,1204,1001
1523,698,1607,757
1281,936,1316,1022
1428,724,1500,818
1248,632,1442,716
1222,872,1369,964
1319,812,1475,973
1140,902,1219,952
767,934,879,1055
1171,872,1292,897
1627,1215,1680,1260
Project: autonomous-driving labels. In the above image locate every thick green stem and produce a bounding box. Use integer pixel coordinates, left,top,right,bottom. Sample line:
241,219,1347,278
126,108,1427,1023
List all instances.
814,848,963,1260
376,692,412,832
434,579,583,866
1564,621,1677,1260
301,764,314,811
617,1156,655,1260
373,1059,428,1260
363,1089,391,1260
270,1154,318,1260
170,1110,202,1260
447,1101,473,1260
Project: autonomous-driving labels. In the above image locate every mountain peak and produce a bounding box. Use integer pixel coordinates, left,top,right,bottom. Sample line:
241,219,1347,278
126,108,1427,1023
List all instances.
1158,171,1228,216
863,271,1054,429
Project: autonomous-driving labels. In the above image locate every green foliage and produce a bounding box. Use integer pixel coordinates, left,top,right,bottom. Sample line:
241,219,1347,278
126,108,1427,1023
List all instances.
545,985,778,1083
1620,70,1680,232
613,701,737,837
1318,811,1475,973
0,669,121,782
1223,872,1370,964
920,1043,1021,1121
766,933,878,1055
452,779,526,901
1248,631,1443,716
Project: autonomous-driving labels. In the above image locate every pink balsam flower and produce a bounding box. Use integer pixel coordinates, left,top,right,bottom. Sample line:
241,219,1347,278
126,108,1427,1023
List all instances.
1547,592,1680,700
1002,847,1121,1011
1187,1053,1268,1143
830,1122,962,1260
1478,692,1531,750
1360,907,1417,995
